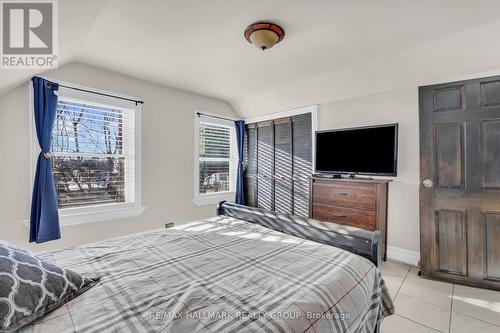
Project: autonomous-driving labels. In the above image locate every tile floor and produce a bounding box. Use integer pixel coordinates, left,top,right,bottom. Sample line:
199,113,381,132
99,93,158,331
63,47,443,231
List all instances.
380,261,500,333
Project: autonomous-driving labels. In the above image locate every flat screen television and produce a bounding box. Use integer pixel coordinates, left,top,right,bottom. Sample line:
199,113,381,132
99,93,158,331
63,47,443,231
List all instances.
315,124,398,176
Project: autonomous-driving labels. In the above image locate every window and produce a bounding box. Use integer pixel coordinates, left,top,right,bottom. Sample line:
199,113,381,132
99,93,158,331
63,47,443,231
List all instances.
52,99,134,209
29,84,144,225
193,113,236,206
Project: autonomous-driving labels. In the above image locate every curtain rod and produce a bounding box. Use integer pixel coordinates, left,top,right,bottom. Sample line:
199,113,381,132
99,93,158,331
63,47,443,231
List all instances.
196,112,239,122
32,76,144,106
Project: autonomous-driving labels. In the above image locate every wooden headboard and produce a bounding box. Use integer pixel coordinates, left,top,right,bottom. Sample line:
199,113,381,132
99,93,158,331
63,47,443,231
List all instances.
216,201,381,267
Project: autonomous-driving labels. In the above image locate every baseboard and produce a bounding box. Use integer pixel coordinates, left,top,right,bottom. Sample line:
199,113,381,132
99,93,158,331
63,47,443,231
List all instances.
387,246,420,267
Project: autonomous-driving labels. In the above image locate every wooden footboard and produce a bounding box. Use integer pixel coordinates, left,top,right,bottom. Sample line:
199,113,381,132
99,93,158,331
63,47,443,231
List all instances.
216,201,381,267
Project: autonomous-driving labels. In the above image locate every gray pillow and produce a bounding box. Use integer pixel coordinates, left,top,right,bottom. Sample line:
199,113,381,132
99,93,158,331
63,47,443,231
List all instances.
0,240,99,332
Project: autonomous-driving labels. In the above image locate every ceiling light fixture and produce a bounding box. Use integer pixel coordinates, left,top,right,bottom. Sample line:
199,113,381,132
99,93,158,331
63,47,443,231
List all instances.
244,22,285,51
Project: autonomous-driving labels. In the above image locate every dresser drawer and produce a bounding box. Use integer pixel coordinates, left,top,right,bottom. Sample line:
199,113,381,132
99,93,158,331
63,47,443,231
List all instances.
312,181,376,211
311,204,376,231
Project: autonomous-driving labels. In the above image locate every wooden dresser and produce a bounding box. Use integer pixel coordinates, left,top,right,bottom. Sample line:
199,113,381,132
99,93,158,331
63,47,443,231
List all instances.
309,177,390,260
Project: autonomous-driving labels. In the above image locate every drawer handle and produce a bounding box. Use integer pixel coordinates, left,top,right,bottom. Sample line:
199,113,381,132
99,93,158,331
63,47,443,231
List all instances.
336,192,348,196
334,214,347,218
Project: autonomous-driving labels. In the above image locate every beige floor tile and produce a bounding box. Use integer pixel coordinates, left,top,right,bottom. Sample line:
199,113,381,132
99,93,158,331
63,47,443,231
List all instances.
381,260,411,300
398,274,453,308
381,314,439,333
394,294,450,332
381,260,411,278
450,312,500,333
383,274,406,300
383,264,500,332
407,266,422,279
452,284,500,327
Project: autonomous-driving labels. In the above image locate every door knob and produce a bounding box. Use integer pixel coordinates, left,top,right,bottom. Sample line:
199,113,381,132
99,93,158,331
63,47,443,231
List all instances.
422,179,433,188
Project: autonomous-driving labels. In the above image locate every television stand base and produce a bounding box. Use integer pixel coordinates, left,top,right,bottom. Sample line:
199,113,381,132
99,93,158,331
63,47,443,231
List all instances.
312,173,373,180
350,175,374,180
340,173,355,179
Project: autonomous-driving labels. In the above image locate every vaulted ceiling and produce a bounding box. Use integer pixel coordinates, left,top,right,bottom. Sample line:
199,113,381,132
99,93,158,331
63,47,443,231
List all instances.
2,0,500,117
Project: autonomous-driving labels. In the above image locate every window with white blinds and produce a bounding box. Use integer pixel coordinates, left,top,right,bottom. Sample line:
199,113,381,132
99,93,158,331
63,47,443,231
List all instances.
194,115,236,205
51,98,136,209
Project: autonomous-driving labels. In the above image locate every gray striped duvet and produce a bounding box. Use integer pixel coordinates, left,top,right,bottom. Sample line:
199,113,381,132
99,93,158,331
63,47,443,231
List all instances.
22,216,394,333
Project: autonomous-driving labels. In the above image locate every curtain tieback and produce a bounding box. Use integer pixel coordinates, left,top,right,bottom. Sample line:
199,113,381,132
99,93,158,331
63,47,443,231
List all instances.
42,151,52,159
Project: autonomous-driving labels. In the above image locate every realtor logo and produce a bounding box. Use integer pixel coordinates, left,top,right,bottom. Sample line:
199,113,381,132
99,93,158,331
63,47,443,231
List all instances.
1,0,58,69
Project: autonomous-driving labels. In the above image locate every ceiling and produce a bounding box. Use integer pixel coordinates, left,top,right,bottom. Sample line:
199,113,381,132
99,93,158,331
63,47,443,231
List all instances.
2,0,500,117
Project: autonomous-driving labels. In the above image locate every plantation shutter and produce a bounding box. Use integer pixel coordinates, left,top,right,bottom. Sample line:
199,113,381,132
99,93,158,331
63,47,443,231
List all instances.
244,125,258,207
244,112,312,217
274,118,293,215
256,121,273,211
292,113,312,217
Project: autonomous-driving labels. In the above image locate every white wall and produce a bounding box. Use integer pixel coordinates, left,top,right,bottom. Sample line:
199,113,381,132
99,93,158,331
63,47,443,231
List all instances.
318,87,420,258
3,60,495,263
240,69,500,264
0,62,237,251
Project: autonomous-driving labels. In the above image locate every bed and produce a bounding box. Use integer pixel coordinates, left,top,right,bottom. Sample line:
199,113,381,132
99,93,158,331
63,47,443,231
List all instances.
22,202,394,333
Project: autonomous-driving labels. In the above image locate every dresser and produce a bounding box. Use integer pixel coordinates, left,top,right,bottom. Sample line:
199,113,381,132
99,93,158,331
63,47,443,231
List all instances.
309,177,390,260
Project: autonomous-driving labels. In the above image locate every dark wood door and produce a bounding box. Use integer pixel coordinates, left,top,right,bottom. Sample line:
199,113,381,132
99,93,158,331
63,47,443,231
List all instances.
420,76,500,290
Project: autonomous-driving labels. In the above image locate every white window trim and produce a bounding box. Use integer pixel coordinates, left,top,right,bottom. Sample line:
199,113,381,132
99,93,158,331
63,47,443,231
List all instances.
25,79,146,227
245,104,318,174
193,111,237,206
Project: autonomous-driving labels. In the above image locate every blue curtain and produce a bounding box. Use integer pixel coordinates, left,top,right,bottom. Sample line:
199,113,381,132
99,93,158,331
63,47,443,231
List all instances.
29,77,61,243
235,120,246,205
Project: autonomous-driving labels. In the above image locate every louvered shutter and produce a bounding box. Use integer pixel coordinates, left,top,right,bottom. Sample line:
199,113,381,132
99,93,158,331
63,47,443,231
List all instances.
274,118,293,215
292,113,312,217
244,112,312,217
257,121,273,211
244,125,257,207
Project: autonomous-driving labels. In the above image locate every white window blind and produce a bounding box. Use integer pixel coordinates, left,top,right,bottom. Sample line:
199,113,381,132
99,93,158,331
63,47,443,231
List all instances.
51,99,136,209
198,122,232,194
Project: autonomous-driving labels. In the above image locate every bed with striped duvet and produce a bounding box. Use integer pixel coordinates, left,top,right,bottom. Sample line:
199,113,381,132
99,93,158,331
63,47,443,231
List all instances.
23,216,394,333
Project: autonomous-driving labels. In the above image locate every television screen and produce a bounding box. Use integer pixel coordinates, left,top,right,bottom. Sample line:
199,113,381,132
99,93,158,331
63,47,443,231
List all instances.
315,124,398,176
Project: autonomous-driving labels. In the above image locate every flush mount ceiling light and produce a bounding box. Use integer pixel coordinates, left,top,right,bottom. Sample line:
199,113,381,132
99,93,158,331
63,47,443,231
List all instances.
244,22,285,51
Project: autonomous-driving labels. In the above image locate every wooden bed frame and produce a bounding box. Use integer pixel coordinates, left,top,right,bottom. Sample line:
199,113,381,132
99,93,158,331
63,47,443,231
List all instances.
216,201,381,267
